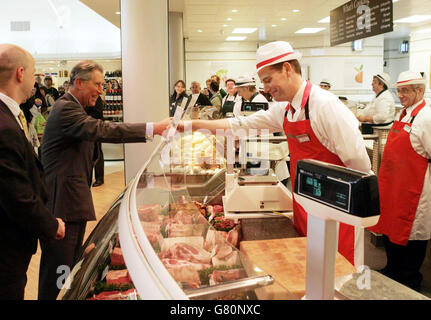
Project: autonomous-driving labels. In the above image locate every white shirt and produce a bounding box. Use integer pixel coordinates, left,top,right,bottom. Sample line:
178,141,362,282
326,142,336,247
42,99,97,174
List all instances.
228,80,372,173
399,99,431,241
359,90,395,124
232,92,269,117
0,92,25,130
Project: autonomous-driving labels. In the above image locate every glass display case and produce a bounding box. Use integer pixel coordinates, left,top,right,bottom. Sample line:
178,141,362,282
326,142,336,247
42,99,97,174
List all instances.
58,132,294,300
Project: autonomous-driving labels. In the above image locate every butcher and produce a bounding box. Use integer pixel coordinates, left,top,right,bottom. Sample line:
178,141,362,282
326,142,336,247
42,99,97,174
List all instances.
369,71,431,291
178,41,371,266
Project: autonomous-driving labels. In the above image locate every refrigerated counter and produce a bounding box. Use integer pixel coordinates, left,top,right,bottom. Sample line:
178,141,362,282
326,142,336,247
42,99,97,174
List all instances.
58,133,294,300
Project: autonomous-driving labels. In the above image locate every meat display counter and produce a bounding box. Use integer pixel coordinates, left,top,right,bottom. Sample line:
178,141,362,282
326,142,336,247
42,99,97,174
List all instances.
58,132,294,300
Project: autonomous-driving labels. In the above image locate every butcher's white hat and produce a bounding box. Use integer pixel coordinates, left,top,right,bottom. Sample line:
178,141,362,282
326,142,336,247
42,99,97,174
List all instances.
235,74,256,88
394,71,426,87
256,41,302,72
319,79,331,87
374,72,391,88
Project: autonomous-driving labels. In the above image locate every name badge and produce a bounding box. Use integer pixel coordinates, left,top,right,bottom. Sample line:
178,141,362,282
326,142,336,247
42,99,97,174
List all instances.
403,125,412,134
296,134,311,143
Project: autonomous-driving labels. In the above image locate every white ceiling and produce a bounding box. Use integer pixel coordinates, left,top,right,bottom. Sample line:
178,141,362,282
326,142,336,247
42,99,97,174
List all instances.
80,0,431,42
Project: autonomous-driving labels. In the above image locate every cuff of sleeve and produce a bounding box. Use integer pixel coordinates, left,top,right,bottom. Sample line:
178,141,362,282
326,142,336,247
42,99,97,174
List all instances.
146,122,154,141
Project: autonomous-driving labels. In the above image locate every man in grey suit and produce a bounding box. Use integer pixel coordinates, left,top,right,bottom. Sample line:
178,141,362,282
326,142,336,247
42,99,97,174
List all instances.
38,60,171,300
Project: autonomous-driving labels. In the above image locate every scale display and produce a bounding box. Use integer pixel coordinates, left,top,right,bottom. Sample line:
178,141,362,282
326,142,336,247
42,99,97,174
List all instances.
241,102,269,112
300,174,350,212
294,159,380,217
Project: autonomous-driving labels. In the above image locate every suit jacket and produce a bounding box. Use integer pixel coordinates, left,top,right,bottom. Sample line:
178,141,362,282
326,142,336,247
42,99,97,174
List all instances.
42,93,147,222
0,100,58,254
186,93,212,109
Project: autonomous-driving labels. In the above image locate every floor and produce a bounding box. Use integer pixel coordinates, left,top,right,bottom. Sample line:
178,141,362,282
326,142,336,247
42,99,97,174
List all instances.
23,161,431,299
24,161,125,300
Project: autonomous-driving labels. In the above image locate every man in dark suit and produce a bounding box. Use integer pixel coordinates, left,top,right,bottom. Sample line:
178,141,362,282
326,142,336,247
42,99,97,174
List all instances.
0,43,65,300
186,81,212,109
85,95,105,187
38,60,171,300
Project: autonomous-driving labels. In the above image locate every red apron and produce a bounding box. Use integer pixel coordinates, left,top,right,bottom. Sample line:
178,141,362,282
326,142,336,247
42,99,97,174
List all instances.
368,100,428,246
283,81,355,265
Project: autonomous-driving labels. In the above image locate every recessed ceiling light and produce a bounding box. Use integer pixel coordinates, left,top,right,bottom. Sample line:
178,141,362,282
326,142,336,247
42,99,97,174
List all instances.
232,9,238,13
293,9,300,13
197,29,203,33
232,28,257,34
318,16,330,23
227,17,232,21
281,18,287,21
295,27,325,34
226,36,247,41
392,0,399,3
272,24,277,27
223,24,228,27
115,11,121,15
394,15,431,23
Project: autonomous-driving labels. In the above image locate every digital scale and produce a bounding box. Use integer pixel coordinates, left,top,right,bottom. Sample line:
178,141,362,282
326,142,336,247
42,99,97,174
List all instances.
293,159,380,300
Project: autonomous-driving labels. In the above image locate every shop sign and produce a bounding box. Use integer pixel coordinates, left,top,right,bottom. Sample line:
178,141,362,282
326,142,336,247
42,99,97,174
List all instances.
330,0,393,46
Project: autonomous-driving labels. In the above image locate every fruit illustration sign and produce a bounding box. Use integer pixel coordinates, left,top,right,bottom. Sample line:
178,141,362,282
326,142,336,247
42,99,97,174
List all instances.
345,61,365,87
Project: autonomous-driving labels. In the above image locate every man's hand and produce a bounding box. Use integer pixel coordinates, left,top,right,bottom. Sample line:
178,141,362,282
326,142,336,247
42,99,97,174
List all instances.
56,218,65,240
153,117,173,136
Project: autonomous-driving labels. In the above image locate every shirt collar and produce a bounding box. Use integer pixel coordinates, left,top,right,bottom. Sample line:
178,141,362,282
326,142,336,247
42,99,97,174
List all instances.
290,80,307,110
68,92,83,108
0,92,21,117
406,99,425,112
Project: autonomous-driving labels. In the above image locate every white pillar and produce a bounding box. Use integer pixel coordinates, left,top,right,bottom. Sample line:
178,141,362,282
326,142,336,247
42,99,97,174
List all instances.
169,11,185,93
121,0,169,183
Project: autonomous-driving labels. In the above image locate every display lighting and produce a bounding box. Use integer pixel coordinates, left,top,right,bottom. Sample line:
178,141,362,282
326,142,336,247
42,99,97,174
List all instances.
394,15,431,23
232,28,257,34
295,27,325,34
226,36,247,41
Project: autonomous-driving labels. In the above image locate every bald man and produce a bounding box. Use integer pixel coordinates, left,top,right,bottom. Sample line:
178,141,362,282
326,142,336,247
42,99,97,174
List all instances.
0,44,65,300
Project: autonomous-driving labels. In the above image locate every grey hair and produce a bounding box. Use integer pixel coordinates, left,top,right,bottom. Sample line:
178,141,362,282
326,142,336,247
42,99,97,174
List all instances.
69,60,104,85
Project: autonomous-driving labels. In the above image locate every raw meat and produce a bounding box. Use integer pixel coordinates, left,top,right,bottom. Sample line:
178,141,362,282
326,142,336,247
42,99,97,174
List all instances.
106,269,132,286
138,204,161,222
88,289,137,300
160,243,212,264
110,247,125,266
212,245,241,267
161,258,211,286
209,269,247,286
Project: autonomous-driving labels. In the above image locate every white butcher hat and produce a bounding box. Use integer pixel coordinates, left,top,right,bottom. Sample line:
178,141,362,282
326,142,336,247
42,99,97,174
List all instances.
256,41,302,72
374,72,391,88
319,79,331,87
235,74,256,88
394,71,426,87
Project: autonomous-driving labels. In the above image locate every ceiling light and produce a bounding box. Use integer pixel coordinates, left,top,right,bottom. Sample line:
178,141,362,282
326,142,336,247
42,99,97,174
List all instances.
115,11,121,15
281,18,287,21
197,29,203,33
392,0,399,3
295,27,325,34
232,28,257,34
226,36,247,41
292,9,300,13
318,16,330,23
272,24,277,27
227,17,232,21
223,24,228,27
394,15,431,23
232,9,238,13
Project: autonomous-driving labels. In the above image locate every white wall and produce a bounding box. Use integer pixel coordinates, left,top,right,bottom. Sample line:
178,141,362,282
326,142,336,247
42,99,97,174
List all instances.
185,34,384,102
409,23,431,99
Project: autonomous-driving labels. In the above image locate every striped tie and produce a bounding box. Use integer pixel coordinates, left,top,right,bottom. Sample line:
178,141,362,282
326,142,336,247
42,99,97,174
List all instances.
18,110,31,141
